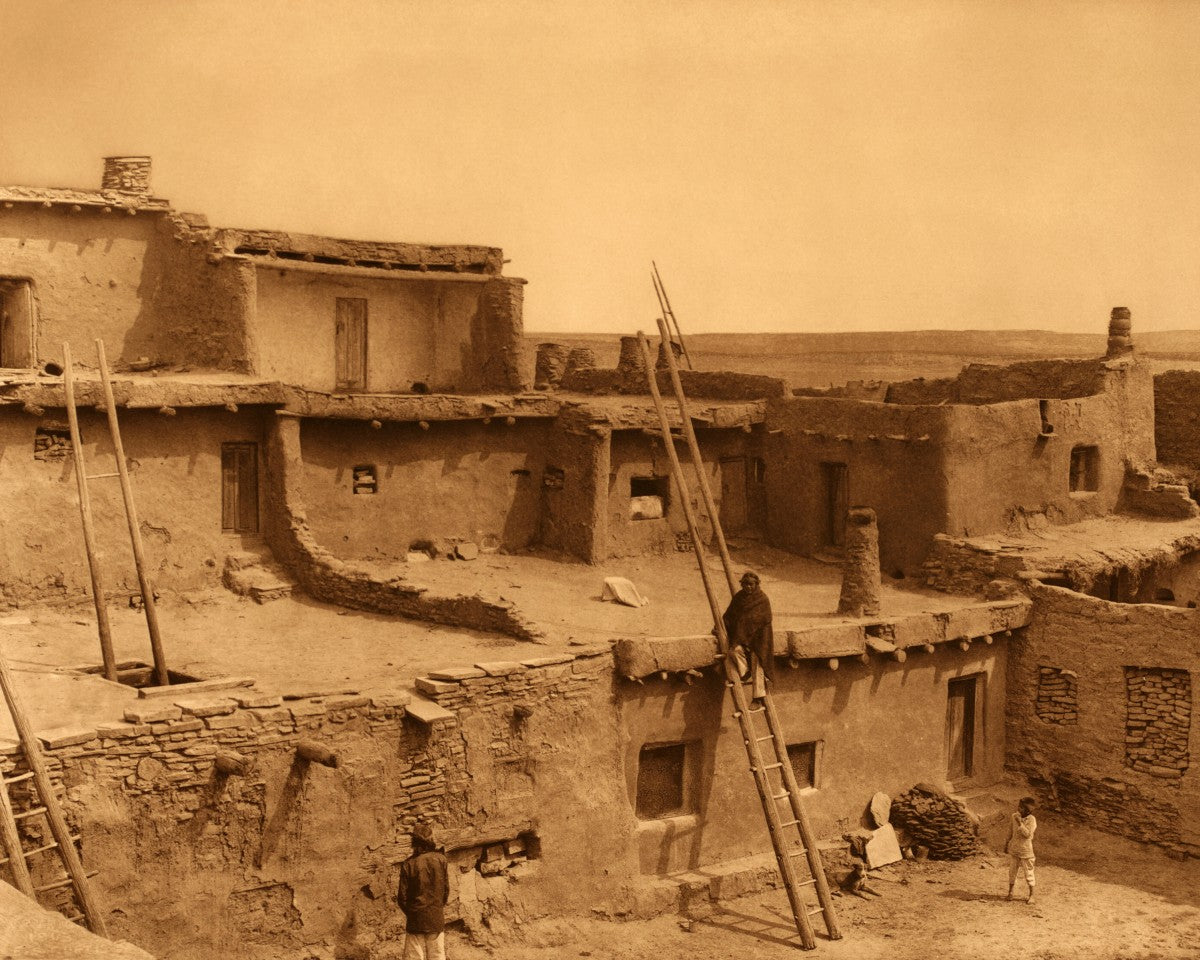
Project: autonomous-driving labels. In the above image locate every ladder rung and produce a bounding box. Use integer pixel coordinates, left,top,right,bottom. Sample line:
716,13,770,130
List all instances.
772,791,789,801
788,847,809,857
3,771,34,785
779,818,800,828
761,762,783,771
64,913,86,925
35,869,98,893
13,806,46,820
807,907,826,917
85,472,119,480
754,735,774,742
23,840,59,858
797,877,817,886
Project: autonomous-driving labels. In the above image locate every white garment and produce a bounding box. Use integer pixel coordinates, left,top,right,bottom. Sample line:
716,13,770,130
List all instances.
403,931,446,960
732,646,767,700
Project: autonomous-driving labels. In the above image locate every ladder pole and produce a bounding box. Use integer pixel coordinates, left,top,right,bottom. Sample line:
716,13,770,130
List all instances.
0,775,35,897
654,316,737,598
95,341,169,688
764,696,842,940
638,334,817,949
0,645,109,936
63,344,119,683
652,261,694,369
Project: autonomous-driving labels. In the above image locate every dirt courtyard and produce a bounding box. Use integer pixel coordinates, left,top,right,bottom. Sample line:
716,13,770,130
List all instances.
438,812,1199,960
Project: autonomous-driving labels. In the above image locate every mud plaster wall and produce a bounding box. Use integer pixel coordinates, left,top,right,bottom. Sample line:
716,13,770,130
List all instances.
298,417,550,559
885,359,1105,405
618,641,1006,874
0,407,267,607
606,429,763,558
538,416,610,563
252,267,482,392
942,363,1156,538
763,397,950,577
1007,586,1199,856
1153,370,1200,470
0,209,255,371
465,277,528,393
29,656,624,960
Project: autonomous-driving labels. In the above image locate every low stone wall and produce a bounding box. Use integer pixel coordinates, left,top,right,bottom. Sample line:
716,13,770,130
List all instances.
1006,586,1200,858
7,646,623,959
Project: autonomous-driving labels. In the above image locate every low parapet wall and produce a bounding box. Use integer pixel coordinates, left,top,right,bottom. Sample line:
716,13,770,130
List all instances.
613,600,1031,679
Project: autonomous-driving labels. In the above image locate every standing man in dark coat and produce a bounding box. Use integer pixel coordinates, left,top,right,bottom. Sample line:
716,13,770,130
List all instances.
397,823,449,959
722,570,775,703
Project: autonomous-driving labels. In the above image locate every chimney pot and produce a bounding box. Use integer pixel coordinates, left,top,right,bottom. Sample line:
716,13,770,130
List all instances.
102,156,152,195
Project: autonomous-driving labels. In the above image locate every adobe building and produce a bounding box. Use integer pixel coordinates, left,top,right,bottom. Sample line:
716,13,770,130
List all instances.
0,160,1196,957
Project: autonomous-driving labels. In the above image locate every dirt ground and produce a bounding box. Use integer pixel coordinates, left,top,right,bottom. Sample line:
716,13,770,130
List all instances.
439,812,1199,960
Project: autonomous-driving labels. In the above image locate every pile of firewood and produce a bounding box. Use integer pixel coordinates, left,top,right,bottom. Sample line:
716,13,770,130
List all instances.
890,784,980,860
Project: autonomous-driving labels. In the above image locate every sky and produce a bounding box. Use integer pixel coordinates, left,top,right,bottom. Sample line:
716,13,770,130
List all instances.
0,0,1198,335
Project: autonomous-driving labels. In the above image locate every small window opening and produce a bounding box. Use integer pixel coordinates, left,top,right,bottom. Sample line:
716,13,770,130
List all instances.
630,475,670,521
1069,445,1099,492
352,464,378,494
411,381,429,395
33,424,72,461
636,742,690,819
543,467,565,489
1154,588,1176,603
787,741,819,789
511,468,531,478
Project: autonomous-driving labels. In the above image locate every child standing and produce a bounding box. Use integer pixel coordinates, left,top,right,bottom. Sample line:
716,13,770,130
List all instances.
1006,796,1037,903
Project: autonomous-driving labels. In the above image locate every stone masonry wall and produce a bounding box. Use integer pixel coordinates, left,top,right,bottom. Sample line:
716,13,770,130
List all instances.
6,647,624,959
1155,370,1200,471
1007,586,1199,858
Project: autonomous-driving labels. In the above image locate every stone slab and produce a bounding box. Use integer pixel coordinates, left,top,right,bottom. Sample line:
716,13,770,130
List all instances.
37,726,97,749
865,823,902,869
416,677,461,697
124,704,183,724
174,698,238,718
782,623,866,660
138,676,255,699
404,697,456,726
869,792,891,828
518,655,577,668
427,666,487,681
474,661,525,677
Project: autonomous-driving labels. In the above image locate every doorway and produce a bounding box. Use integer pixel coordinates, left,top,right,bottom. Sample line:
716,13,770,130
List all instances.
720,457,749,536
221,443,259,534
820,462,848,549
0,279,34,368
334,297,368,391
946,674,982,781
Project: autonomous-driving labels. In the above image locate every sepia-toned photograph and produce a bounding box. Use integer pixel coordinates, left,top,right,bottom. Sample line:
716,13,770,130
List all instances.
0,2,1196,958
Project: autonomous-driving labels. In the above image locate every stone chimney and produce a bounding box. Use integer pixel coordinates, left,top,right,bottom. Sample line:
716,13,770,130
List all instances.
101,156,152,195
1106,306,1133,358
837,507,882,617
534,342,570,390
617,335,648,393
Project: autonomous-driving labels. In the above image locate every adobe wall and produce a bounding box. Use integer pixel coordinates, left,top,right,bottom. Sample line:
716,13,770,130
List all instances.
466,277,528,393
0,406,268,607
1153,369,1200,471
297,417,551,559
763,397,951,577
942,362,1156,538
537,412,610,562
24,653,625,960
884,359,1105,406
252,267,486,393
0,208,256,372
616,640,1007,874
1007,586,1199,857
606,428,764,558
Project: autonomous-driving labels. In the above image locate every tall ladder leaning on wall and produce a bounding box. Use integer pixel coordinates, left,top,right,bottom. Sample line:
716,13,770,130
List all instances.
0,643,108,933
62,339,171,687
637,326,841,951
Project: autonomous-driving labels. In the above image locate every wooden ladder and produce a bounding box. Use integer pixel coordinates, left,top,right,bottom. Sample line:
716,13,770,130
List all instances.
637,329,840,950
0,645,107,934
62,339,170,686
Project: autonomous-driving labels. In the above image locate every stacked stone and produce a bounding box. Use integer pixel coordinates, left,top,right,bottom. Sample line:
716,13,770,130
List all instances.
890,785,981,860
1125,667,1192,778
616,335,648,393
837,507,881,617
1036,666,1079,724
534,343,570,390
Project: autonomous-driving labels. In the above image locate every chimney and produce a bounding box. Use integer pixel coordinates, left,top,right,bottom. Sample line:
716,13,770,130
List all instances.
837,507,882,618
1106,306,1133,358
101,156,152,195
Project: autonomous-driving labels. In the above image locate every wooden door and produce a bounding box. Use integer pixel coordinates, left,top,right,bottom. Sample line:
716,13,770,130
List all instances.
0,281,33,368
720,457,749,536
946,676,977,780
221,443,259,534
821,462,848,549
334,297,368,391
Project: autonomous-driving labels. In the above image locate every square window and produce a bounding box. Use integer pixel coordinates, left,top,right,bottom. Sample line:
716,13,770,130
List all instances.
353,464,378,495
636,742,690,819
787,741,819,789
1069,445,1099,492
630,475,670,521
33,424,72,461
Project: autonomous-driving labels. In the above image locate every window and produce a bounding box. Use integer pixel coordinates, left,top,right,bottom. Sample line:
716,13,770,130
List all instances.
1036,666,1078,725
352,464,377,495
1125,667,1190,777
630,475,669,521
221,443,259,534
33,424,72,461
636,742,690,819
787,741,820,789
1069,445,1099,492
